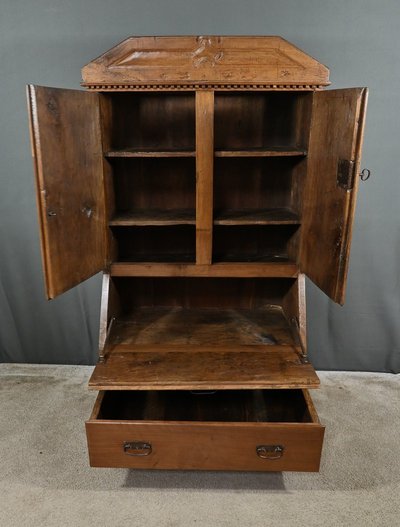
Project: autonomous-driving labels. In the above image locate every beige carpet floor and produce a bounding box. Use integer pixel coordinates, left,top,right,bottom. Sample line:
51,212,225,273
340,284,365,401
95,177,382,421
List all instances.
0,364,399,527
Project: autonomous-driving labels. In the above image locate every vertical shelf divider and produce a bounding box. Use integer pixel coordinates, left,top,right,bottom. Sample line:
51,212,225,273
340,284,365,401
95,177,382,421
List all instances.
195,90,214,265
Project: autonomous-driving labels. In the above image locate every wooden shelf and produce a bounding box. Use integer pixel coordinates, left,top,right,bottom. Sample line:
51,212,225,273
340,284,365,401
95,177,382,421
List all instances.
214,208,300,225
215,147,307,157
117,254,195,263
110,209,298,227
109,209,196,226
110,262,299,278
106,148,306,158
89,306,319,390
212,254,291,263
105,148,196,158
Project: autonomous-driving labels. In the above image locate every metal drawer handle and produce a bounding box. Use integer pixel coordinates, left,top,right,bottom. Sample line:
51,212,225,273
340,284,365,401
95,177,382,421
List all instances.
123,441,152,456
256,445,284,460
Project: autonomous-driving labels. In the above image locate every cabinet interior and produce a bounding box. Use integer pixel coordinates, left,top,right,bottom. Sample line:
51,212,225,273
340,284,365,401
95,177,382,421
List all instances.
90,91,317,389
110,277,297,347
108,276,298,347
104,277,297,351
101,91,312,266
88,276,319,390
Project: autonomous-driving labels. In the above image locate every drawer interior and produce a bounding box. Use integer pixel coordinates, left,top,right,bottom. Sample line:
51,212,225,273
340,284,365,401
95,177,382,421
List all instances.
93,389,319,424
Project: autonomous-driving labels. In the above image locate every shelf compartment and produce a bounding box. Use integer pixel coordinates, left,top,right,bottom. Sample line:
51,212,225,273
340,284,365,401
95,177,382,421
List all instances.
214,208,300,226
86,389,324,470
215,147,307,157
213,225,299,263
112,225,195,263
110,262,299,278
105,149,196,158
214,157,305,217
110,158,195,214
109,276,298,312
214,92,312,151
105,92,195,151
109,209,196,227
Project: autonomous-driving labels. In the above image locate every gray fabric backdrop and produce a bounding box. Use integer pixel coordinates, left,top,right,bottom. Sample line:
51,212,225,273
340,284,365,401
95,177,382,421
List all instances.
0,0,399,372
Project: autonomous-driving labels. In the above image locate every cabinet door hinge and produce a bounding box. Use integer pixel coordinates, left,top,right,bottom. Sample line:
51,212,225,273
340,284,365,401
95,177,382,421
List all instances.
337,159,356,190
290,317,309,363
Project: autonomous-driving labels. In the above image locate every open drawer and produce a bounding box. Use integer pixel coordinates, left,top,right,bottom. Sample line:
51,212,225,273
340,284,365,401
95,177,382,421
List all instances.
86,389,324,471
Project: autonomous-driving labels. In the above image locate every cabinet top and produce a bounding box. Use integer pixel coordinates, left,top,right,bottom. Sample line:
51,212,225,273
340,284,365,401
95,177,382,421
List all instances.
81,36,330,91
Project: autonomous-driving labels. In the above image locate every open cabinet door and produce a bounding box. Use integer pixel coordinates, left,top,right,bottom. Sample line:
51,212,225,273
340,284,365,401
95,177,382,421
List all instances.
299,88,368,305
27,85,107,299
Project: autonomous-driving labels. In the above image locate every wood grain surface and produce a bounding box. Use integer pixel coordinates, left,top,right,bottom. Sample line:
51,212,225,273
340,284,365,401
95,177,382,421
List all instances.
300,88,368,304
81,36,329,89
27,85,106,299
110,262,299,277
214,147,306,157
214,208,300,225
195,90,214,264
105,149,195,157
86,389,324,470
101,305,296,347
109,209,196,226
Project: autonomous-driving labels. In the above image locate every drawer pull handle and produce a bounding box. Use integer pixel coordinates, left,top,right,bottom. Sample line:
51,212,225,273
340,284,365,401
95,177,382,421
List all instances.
256,445,284,460
123,441,152,456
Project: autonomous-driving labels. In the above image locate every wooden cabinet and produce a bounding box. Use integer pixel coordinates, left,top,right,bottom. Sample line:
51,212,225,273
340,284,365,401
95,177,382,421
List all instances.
27,36,367,472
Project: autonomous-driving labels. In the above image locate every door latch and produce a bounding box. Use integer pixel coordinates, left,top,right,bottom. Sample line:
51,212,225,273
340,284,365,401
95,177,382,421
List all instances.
337,160,371,190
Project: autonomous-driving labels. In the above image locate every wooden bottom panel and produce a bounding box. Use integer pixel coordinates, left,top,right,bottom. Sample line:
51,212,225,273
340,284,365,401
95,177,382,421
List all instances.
86,390,324,471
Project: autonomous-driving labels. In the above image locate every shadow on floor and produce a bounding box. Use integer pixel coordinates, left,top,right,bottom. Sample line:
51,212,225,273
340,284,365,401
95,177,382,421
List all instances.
123,469,286,491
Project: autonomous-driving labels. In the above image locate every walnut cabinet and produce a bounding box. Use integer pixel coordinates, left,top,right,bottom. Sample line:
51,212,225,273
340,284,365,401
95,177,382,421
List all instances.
27,36,368,472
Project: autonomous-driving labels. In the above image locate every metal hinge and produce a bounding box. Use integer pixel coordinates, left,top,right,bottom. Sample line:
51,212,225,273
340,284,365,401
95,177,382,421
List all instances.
290,317,309,364
337,159,356,190
98,316,115,363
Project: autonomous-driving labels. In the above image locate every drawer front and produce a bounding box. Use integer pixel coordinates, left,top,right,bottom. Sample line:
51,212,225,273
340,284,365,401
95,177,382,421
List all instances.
86,420,324,472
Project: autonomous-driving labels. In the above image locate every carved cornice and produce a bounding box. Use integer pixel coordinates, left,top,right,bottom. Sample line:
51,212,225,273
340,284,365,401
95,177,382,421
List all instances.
82,36,330,90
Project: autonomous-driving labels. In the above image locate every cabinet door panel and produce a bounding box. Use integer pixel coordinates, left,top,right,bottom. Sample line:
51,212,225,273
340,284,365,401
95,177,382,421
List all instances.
300,88,368,304
27,85,106,299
